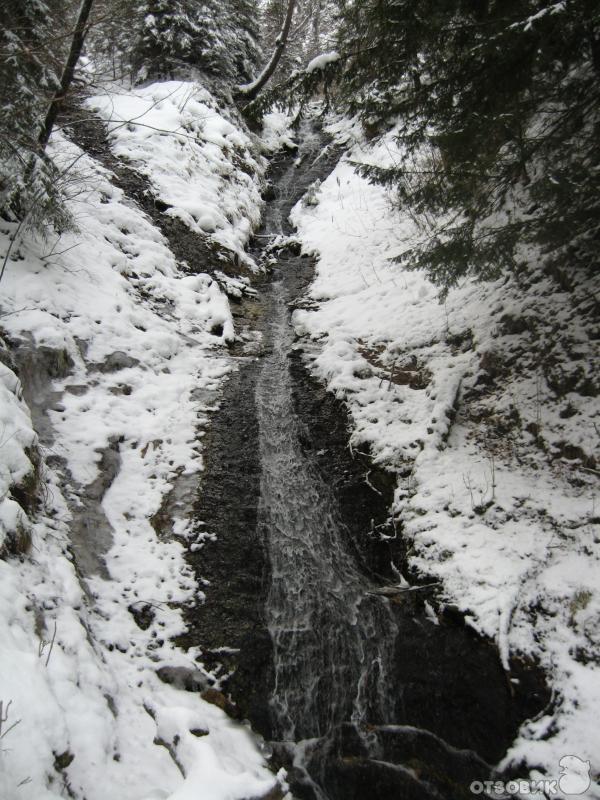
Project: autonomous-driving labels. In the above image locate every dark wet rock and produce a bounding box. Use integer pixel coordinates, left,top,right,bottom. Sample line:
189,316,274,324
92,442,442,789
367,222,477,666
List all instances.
149,490,174,539
262,182,277,201
65,384,88,395
10,444,43,517
201,688,242,720
12,338,74,444
53,750,75,771
108,383,132,396
324,757,447,800
290,349,400,580
0,517,32,559
7,335,124,578
156,665,210,693
387,619,517,763
68,437,122,578
128,602,155,630
553,440,596,469
38,346,74,379
0,338,17,372
178,353,273,732
94,351,140,373
305,722,493,800
243,784,287,800
440,603,466,626
278,238,302,256
153,198,172,213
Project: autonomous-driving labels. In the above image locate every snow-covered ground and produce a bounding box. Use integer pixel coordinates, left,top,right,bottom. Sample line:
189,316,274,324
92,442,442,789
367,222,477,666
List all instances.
0,81,287,800
291,123,600,797
88,81,264,265
1,74,598,798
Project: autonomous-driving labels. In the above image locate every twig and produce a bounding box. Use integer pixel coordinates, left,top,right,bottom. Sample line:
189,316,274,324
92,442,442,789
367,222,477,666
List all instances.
0,306,37,318
45,620,57,667
367,581,440,597
0,700,21,741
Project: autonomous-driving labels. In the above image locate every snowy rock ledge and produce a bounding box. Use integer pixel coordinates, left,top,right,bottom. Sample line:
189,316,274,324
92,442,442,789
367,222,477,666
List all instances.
88,80,267,269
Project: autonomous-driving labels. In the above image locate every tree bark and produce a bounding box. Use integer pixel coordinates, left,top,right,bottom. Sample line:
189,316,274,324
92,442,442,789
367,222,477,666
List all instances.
39,0,96,150
238,0,297,102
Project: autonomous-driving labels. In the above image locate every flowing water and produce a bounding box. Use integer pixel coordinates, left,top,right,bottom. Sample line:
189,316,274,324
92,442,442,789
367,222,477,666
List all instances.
63,106,545,800
192,115,547,800
256,127,399,746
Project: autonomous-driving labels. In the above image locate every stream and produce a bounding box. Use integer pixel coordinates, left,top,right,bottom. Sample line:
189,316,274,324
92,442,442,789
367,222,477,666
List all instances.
257,124,398,746
188,115,548,800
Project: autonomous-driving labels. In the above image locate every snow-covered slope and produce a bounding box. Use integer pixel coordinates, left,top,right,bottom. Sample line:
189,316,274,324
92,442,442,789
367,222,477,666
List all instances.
88,81,265,264
291,123,600,795
0,82,286,800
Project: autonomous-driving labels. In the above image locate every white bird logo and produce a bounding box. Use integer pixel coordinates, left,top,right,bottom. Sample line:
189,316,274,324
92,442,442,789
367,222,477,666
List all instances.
558,755,592,796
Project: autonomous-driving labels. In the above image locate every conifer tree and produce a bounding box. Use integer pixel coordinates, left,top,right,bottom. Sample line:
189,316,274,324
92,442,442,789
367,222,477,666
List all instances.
134,0,261,84
0,0,69,230
223,0,262,84
331,0,600,292
39,0,96,149
134,0,204,80
239,0,297,100
257,0,337,87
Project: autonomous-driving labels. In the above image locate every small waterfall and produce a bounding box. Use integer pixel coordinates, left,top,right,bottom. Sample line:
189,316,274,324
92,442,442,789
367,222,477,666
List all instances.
255,123,399,746
229,116,542,800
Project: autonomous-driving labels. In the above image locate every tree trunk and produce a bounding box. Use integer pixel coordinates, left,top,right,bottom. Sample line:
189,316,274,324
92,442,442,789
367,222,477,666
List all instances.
238,0,297,102
311,1,321,60
39,0,96,150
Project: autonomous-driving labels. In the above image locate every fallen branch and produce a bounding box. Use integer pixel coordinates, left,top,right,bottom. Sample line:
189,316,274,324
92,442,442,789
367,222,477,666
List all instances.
367,581,440,597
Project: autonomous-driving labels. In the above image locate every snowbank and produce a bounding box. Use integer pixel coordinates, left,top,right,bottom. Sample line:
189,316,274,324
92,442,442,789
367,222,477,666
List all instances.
0,83,284,800
261,110,298,153
88,81,265,264
291,124,600,794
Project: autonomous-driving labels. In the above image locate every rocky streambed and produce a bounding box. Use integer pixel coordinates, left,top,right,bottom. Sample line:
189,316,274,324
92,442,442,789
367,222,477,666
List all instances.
182,118,549,800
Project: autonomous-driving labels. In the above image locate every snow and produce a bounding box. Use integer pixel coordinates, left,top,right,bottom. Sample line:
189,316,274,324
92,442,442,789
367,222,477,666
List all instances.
0,81,285,800
305,51,340,73
291,122,600,795
1,64,597,798
261,110,298,153
514,2,566,31
88,81,266,267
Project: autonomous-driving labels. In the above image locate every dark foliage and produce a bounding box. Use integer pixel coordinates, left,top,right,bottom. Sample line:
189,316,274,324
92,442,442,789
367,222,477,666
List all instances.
321,0,600,292
0,0,70,231
133,0,261,84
